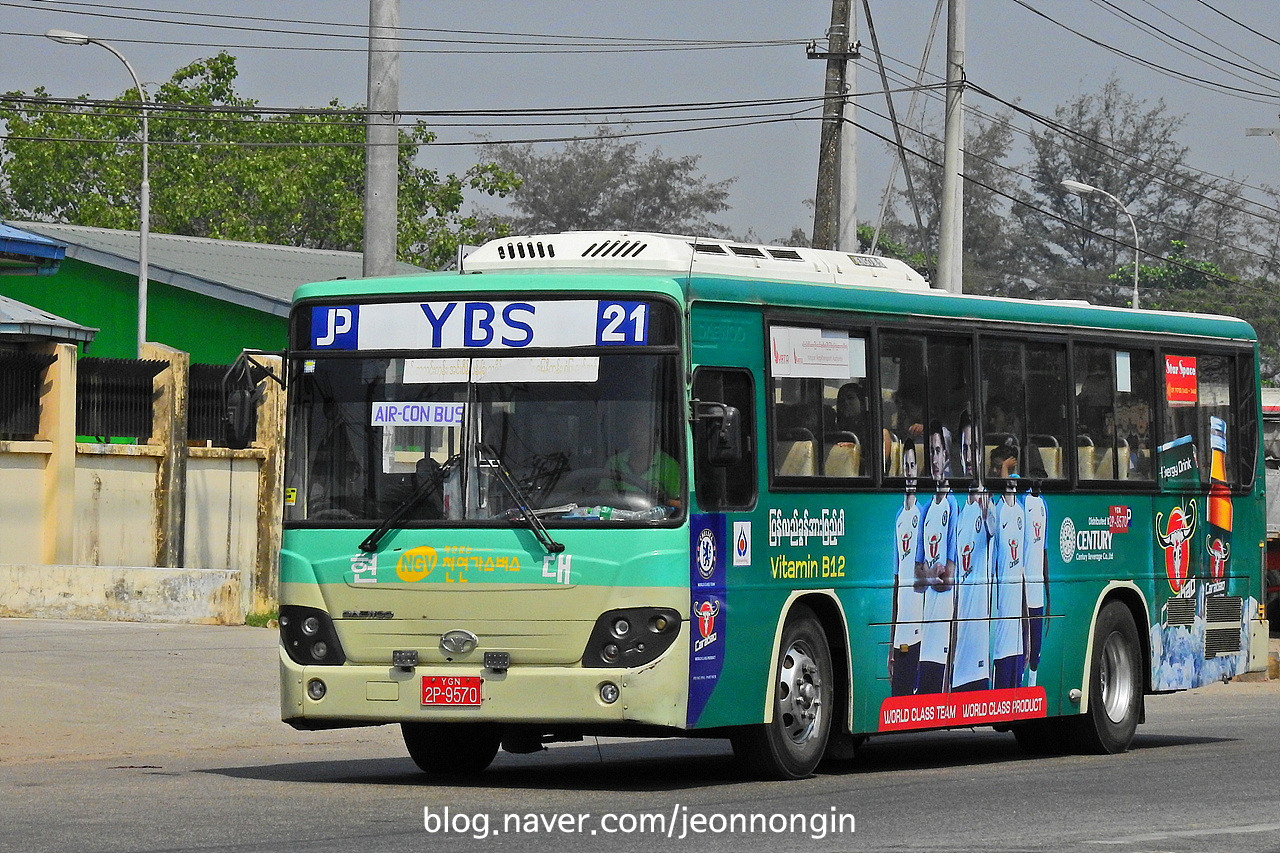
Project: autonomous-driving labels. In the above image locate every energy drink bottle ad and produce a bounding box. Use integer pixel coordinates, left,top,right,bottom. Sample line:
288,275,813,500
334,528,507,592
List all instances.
1205,416,1232,597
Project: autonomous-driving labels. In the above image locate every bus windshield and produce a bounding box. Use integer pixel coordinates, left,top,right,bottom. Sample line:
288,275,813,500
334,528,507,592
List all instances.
285,351,685,525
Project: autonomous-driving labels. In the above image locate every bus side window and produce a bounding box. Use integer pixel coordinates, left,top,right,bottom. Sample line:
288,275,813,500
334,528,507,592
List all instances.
879,333,926,477
1163,352,1240,487
980,337,1068,484
1075,345,1154,482
693,367,756,511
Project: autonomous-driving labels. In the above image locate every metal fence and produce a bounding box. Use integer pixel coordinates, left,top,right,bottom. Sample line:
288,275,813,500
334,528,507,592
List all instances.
76,357,167,441
0,349,57,440
189,362,246,445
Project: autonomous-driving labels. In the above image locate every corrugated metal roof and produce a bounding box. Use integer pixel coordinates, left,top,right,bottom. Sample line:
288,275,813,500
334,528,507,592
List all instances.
0,223,67,275
0,293,97,343
9,222,425,317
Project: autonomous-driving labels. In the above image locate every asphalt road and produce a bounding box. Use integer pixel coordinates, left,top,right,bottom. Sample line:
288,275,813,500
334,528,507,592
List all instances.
1,617,1277,853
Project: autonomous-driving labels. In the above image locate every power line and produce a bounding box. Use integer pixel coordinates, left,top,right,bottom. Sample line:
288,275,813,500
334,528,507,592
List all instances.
855,50,1280,226
1007,0,1280,104
20,0,805,46
1086,0,1280,91
848,113,1280,297
1191,0,1280,52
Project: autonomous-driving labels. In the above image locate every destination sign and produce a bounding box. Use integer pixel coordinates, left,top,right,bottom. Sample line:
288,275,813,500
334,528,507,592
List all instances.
309,300,650,351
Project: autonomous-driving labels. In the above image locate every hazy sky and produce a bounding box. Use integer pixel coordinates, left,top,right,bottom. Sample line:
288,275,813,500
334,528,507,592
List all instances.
4,1,1279,244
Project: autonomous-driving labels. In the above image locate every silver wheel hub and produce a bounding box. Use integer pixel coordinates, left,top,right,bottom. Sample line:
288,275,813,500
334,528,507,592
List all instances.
1100,630,1135,724
778,641,823,744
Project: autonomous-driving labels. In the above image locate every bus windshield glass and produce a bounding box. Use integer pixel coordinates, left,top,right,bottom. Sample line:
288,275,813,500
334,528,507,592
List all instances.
285,350,684,525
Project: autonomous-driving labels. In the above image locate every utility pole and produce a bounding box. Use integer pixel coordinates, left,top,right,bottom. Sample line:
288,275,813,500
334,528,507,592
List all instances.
936,0,965,293
810,0,857,251
363,0,400,278
837,4,858,252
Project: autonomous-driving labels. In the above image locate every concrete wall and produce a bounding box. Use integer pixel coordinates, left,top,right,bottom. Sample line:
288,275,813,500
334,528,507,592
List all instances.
0,344,283,625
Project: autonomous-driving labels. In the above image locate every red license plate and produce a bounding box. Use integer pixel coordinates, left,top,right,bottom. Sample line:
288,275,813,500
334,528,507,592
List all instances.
421,676,482,706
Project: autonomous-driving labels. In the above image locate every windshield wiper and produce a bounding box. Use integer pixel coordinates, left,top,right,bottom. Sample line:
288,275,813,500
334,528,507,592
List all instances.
478,443,565,554
358,454,458,553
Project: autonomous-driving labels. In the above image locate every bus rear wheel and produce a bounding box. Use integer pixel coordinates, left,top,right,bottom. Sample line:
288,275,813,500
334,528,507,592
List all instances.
731,605,833,780
401,722,500,776
1071,601,1143,754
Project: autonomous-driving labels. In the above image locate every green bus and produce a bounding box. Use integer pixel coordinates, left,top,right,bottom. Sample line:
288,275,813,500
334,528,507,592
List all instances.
277,231,1269,780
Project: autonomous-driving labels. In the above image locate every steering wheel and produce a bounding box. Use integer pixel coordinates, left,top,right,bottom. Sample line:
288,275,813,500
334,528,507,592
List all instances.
554,467,651,496
310,505,356,521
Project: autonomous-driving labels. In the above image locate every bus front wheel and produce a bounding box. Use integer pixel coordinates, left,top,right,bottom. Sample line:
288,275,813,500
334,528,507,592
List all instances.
1072,601,1143,754
401,722,500,776
731,605,833,780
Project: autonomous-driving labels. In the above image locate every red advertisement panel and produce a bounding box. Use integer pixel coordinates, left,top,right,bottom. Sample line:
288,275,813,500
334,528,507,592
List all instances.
1165,355,1198,405
878,687,1048,732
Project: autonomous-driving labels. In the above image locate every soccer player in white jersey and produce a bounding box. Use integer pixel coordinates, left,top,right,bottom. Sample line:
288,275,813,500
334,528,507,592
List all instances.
889,439,924,696
1022,483,1049,687
950,484,993,692
916,421,957,695
991,466,1028,690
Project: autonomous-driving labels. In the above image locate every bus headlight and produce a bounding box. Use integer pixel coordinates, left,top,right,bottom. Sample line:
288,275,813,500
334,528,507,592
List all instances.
583,607,681,668
280,605,346,666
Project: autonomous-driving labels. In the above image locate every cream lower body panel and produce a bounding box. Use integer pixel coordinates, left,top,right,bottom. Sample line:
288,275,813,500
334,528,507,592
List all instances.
281,630,691,730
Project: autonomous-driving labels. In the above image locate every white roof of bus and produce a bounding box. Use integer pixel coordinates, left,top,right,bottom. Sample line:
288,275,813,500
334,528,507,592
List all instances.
461,231,932,291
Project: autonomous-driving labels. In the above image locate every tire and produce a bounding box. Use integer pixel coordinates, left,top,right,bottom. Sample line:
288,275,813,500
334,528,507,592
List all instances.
731,605,833,780
401,722,500,776
1071,601,1143,754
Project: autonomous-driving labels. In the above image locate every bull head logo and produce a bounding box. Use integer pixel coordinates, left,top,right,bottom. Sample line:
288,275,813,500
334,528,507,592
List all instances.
693,599,720,640
1206,535,1230,580
1156,501,1197,593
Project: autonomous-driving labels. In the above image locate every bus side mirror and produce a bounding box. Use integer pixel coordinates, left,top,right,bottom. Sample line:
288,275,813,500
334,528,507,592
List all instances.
222,351,282,450
225,388,256,450
694,401,743,466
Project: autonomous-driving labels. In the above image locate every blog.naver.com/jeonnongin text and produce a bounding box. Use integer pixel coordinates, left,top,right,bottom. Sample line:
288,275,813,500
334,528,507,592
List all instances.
423,804,856,841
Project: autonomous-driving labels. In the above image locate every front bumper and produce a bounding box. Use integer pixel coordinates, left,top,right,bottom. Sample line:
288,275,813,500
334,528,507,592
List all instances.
280,632,691,731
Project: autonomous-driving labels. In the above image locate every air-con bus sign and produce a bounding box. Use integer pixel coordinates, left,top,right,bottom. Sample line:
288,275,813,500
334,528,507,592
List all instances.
310,300,649,351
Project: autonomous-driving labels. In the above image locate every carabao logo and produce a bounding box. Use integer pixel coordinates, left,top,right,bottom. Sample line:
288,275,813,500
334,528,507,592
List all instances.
1156,501,1197,593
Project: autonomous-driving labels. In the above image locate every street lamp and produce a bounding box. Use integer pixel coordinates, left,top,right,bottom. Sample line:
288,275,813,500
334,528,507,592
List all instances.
46,28,150,355
1061,179,1141,310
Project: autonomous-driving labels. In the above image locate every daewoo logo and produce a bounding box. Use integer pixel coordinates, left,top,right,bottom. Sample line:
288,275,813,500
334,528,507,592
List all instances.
396,546,437,582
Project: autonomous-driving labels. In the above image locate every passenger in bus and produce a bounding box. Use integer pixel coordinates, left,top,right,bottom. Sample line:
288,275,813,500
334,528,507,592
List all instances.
989,443,1019,479
916,420,957,695
832,381,868,432
986,393,1048,479
889,438,924,696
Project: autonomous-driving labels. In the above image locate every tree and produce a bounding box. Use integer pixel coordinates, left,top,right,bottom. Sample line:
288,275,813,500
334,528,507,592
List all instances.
877,112,1022,294
0,53,518,269
1117,240,1280,379
480,128,733,236
1015,77,1252,299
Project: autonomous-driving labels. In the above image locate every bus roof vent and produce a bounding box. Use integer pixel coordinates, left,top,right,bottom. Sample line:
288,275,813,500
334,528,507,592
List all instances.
582,238,649,259
462,231,931,290
496,240,557,261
